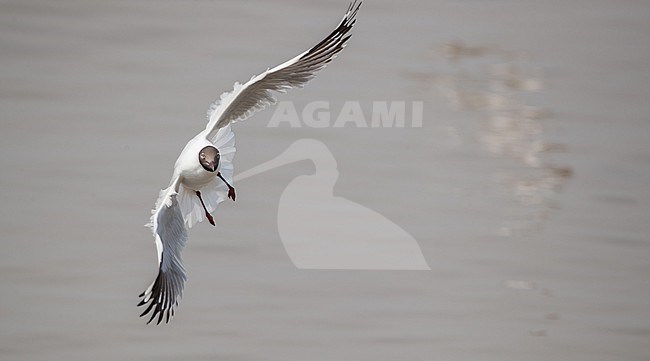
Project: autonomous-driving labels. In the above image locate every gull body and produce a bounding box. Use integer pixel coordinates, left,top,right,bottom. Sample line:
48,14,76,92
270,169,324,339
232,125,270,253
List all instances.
174,137,222,190
138,1,362,324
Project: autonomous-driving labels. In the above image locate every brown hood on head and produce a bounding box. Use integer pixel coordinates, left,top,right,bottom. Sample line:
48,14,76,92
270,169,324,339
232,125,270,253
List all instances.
199,146,220,172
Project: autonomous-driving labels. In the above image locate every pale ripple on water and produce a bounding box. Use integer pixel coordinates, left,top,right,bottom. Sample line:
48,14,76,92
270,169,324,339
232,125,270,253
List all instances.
434,40,573,237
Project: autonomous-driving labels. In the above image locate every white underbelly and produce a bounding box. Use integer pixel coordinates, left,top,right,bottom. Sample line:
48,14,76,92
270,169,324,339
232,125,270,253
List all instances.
180,166,217,190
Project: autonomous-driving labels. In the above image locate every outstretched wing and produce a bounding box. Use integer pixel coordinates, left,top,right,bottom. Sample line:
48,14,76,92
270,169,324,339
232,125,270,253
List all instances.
138,180,187,325
202,0,362,141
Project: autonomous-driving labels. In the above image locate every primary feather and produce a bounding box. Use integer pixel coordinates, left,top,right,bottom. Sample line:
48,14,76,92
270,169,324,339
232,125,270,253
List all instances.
139,183,187,325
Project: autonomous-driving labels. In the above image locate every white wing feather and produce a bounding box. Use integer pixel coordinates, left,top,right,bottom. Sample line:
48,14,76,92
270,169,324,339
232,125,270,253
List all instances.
138,179,187,324
202,0,361,141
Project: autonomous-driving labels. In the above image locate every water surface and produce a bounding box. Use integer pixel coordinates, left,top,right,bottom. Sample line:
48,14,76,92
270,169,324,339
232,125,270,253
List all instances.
1,1,649,360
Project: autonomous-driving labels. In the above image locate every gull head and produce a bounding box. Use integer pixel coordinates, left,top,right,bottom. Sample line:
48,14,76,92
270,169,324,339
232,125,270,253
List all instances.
199,145,220,172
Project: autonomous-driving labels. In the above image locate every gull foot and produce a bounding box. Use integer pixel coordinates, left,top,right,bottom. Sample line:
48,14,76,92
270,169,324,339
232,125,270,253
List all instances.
206,212,215,226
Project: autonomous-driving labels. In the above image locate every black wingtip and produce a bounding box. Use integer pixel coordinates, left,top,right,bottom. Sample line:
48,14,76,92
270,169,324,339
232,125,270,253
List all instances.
347,0,362,18
138,268,182,325
139,298,156,318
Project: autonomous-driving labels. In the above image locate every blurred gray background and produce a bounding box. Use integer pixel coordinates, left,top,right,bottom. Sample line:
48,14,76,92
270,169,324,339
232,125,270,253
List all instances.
1,0,649,360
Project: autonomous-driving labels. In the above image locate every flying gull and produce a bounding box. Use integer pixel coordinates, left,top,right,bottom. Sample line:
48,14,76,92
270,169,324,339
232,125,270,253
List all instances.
138,1,362,325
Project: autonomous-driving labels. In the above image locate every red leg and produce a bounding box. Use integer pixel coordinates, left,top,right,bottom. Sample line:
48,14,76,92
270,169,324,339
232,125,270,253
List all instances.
195,190,215,226
217,172,236,201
